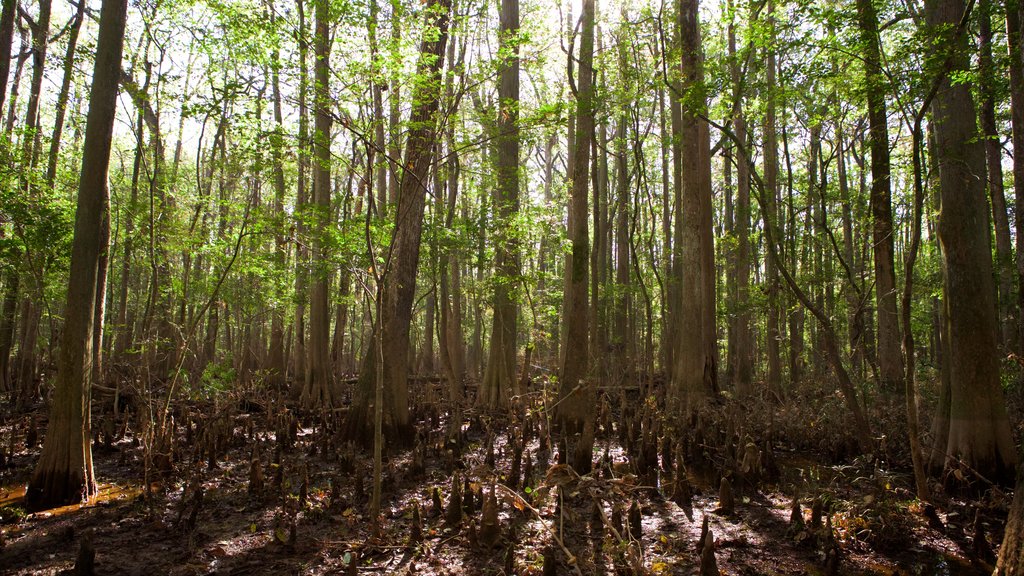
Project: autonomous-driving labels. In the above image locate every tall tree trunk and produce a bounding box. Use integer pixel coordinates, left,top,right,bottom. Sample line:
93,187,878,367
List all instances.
612,33,632,386
728,0,752,396
858,0,903,396
267,0,288,389
763,0,783,400
558,0,595,474
671,0,716,410
303,0,334,410
293,0,310,396
1007,0,1024,352
980,0,1016,350
345,0,451,445
26,0,126,510
926,0,1017,484
479,0,520,410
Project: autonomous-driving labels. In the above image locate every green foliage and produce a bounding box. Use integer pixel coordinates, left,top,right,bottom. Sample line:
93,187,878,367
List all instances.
198,357,236,398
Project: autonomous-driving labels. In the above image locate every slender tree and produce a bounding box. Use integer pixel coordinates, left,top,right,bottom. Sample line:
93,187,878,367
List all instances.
857,0,903,395
345,0,451,445
479,0,521,410
302,0,335,409
558,0,595,439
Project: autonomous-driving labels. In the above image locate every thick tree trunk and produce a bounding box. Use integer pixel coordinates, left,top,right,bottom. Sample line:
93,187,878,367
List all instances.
26,0,126,510
926,0,1018,485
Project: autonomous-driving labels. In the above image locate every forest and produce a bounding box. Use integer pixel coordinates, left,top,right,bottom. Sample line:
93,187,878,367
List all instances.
0,0,1023,571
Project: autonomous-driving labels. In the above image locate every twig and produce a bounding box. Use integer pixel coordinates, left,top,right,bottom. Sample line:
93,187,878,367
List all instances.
494,484,584,576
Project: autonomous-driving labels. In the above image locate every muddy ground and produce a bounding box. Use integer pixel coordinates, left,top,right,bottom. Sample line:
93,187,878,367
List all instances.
0,382,1013,575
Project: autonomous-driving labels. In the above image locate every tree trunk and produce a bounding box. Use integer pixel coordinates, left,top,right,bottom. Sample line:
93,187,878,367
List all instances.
980,0,1016,350
612,36,632,386
0,0,15,113
763,0,783,400
558,0,595,446
994,466,1024,574
45,0,85,188
858,0,903,396
267,0,288,389
479,0,520,411
292,0,310,395
1006,0,1024,353
345,0,451,445
26,0,126,510
728,0,752,396
926,0,1018,485
671,0,716,411
302,0,335,409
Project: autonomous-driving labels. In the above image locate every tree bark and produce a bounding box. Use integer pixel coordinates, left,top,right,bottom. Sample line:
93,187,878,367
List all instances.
292,0,310,396
671,0,716,411
1006,0,1024,353
979,0,1016,350
926,0,1018,484
558,0,595,445
267,0,288,389
302,0,335,409
45,0,85,188
479,0,520,411
763,0,783,400
0,0,17,114
994,466,1024,574
345,0,451,445
27,0,127,510
857,0,903,396
728,0,752,396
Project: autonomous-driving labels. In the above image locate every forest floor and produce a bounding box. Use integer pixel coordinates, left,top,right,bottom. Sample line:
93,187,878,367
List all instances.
0,377,1018,576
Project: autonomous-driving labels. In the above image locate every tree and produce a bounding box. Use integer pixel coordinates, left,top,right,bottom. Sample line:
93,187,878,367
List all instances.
1004,0,1024,351
345,0,451,445
857,0,903,395
26,0,128,510
671,0,716,410
762,0,783,400
924,0,1017,484
727,0,753,397
479,0,521,411
302,0,335,409
0,0,17,115
557,0,595,445
994,465,1024,574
